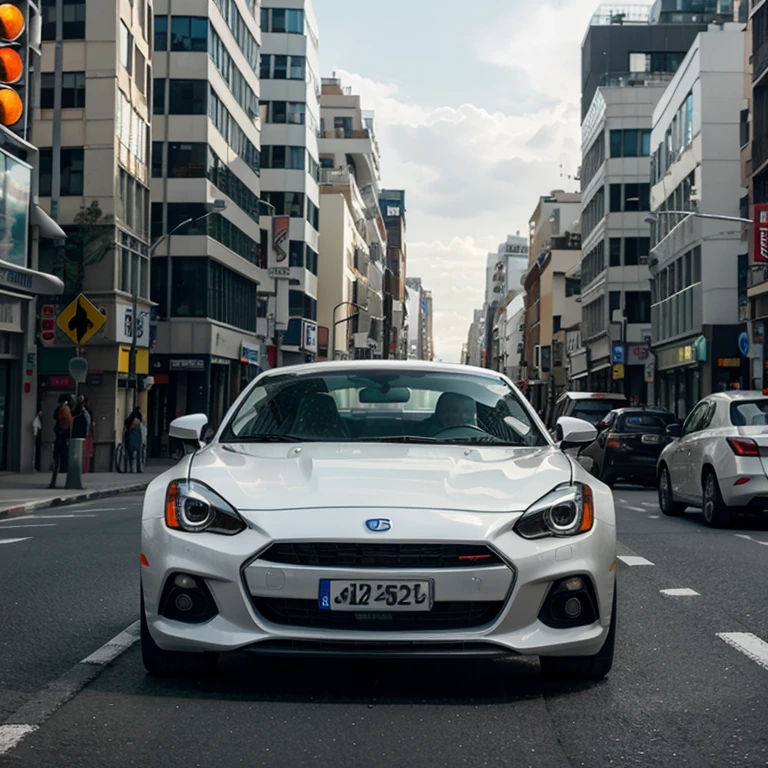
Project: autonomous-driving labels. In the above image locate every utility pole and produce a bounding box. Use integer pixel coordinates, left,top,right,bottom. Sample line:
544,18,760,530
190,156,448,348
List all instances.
50,0,63,223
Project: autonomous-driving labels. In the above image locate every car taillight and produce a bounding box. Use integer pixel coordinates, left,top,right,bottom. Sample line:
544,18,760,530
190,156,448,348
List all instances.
606,434,620,450
727,437,760,457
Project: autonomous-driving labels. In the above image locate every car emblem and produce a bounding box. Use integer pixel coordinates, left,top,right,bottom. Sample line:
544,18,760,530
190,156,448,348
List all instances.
365,518,392,532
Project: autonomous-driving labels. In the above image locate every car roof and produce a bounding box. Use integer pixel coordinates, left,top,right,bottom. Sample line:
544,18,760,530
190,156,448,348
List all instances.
705,390,768,402
611,407,672,415
256,360,507,380
556,392,627,403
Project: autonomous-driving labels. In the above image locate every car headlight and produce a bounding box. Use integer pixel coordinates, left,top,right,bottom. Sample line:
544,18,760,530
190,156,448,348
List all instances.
514,483,594,540
165,480,245,536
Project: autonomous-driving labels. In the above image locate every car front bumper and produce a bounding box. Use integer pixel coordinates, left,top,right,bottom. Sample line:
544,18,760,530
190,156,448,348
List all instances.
141,505,617,659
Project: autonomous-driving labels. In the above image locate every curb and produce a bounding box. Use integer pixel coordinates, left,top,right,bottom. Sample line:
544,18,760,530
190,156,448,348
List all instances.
0,482,149,520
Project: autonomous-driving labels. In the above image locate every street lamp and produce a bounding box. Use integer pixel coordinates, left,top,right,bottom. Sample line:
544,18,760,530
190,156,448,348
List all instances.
129,199,227,409
330,301,367,360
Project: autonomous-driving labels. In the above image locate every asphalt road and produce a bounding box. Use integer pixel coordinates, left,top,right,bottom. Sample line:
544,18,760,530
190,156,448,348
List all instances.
2,487,768,767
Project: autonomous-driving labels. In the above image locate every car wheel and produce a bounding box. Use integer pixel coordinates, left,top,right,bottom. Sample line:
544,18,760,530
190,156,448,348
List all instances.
540,585,616,680
658,465,685,516
140,593,219,677
702,471,732,529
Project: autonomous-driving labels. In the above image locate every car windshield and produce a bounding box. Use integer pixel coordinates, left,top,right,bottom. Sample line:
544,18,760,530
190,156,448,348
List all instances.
220,369,548,446
619,412,674,433
571,400,623,425
730,399,768,427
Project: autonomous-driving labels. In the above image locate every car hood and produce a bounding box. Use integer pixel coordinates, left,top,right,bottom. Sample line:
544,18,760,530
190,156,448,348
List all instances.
188,442,572,513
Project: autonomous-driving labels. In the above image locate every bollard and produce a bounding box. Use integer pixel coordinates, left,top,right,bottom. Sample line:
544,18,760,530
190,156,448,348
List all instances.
66,438,86,490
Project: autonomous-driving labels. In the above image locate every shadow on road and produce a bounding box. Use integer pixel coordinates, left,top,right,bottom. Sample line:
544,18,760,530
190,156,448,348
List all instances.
126,653,604,706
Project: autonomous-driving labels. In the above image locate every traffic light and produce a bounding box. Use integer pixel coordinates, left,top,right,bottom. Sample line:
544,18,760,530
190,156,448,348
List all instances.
0,2,26,131
40,304,55,345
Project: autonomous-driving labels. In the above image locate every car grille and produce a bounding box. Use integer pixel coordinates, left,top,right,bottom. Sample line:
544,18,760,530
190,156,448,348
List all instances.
252,597,505,631
259,542,504,569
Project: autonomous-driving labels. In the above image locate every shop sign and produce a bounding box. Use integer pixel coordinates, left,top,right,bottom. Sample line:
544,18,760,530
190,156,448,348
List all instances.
240,342,260,366
754,203,768,264
717,358,741,368
301,320,318,354
170,358,205,371
739,332,750,357
271,216,290,267
644,357,655,383
611,344,625,364
612,363,625,381
116,306,150,347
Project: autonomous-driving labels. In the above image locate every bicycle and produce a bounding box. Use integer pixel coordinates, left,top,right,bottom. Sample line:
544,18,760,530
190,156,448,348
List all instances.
114,440,146,473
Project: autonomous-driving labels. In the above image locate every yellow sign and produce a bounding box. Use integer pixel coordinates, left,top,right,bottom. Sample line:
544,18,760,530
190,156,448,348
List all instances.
56,294,106,346
612,363,625,380
677,345,694,363
118,346,149,375
717,358,740,368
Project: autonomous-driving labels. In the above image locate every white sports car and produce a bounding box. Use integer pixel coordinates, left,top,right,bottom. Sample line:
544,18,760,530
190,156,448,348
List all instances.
140,362,616,679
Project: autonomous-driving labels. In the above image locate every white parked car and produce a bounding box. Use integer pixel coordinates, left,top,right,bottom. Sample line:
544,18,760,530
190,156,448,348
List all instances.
658,391,768,527
140,362,616,680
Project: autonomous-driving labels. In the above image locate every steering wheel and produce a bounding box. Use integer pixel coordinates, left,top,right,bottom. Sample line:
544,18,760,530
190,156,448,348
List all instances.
432,424,487,438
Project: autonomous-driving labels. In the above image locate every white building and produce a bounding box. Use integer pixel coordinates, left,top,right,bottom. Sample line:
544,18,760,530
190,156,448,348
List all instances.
260,0,321,364
649,25,747,417
579,79,669,399
151,0,268,440
317,77,385,359
498,293,525,381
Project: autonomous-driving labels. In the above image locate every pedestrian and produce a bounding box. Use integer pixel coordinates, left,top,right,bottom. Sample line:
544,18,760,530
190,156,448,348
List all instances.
49,394,73,488
126,411,143,473
82,396,94,473
32,409,43,471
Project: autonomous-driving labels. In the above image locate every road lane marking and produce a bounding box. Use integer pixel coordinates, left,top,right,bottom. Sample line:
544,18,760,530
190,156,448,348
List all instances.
81,507,129,512
648,515,660,519
627,506,646,512
81,621,140,665
642,502,656,507
661,588,700,597
0,524,56,529
0,725,38,756
734,534,768,547
0,515,94,523
0,538,31,545
617,555,654,566
615,498,627,504
0,620,141,757
717,632,768,671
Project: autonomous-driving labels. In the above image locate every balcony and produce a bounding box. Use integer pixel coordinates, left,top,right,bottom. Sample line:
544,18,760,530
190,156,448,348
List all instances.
651,284,702,344
598,71,674,88
590,4,651,25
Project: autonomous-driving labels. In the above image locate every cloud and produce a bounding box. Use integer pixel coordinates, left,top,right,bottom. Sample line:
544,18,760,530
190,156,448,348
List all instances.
330,0,644,360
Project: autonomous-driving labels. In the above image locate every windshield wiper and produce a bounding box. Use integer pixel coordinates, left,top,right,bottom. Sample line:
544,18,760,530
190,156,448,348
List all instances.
226,434,307,443
368,436,441,444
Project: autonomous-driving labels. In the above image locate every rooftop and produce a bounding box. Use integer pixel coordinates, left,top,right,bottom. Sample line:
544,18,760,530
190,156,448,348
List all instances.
590,4,651,25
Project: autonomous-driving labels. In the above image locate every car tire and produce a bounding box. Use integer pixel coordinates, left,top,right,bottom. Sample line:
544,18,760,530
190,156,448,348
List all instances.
140,593,219,677
540,585,616,680
658,465,685,516
702,471,732,529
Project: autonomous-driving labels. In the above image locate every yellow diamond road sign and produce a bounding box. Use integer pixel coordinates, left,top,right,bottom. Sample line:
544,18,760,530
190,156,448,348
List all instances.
56,294,106,346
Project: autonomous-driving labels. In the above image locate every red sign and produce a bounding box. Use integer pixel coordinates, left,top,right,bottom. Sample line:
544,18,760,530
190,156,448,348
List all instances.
272,216,290,265
755,203,768,264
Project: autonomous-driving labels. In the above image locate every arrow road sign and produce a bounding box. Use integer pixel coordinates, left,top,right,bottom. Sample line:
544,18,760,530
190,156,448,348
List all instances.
56,294,106,346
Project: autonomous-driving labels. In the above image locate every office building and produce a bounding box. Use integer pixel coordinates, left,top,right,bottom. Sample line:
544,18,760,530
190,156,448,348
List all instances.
379,189,407,358
33,0,153,470
649,26,747,418
150,0,270,455
260,0,321,364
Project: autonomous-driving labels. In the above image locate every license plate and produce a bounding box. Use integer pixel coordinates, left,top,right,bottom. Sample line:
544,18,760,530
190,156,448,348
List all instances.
318,579,433,612
642,434,660,444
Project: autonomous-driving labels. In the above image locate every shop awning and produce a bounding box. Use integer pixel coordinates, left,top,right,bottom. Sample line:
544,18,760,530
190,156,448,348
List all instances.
32,205,68,240
0,260,64,295
591,362,611,373
570,371,589,380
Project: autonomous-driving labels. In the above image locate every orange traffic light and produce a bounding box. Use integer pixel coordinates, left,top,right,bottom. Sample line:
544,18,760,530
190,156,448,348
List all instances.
0,47,21,82
0,4,24,41
0,87,21,125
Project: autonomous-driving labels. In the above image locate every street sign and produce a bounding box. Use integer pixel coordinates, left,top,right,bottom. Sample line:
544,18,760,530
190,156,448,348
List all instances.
644,357,655,384
68,356,88,383
268,267,290,279
739,331,750,357
56,294,106,345
612,363,625,381
611,344,625,364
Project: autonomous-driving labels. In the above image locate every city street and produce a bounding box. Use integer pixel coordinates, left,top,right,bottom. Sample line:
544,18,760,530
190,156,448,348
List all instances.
1,488,768,767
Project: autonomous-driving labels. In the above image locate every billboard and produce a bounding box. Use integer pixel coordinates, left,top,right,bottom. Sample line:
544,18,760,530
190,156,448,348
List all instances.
755,203,768,264
0,149,30,266
271,216,289,267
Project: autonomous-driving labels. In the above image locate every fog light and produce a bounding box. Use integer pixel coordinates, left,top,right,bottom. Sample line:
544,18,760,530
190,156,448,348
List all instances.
175,593,194,612
563,577,583,592
174,574,197,589
564,597,582,618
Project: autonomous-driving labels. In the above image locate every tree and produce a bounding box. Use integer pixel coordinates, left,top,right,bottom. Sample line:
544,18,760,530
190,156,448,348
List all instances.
52,201,113,294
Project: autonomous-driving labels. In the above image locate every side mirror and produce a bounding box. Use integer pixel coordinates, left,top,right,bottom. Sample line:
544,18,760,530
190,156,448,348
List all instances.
665,423,682,438
169,414,209,452
556,416,598,450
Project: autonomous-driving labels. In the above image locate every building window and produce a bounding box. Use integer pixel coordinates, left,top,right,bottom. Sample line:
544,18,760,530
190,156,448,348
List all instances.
609,238,621,267
609,129,651,158
581,186,605,239
306,245,318,276
209,25,259,118
154,14,168,51
553,315,561,333
609,291,622,317
151,142,162,177
41,0,86,40
119,21,133,75
261,145,306,170
289,240,304,267
610,183,650,213
153,78,165,114
171,257,208,318
610,184,621,213
262,7,304,33
581,134,605,189
212,0,259,69
171,16,208,51
626,291,651,324
207,213,262,265
40,71,85,109
38,148,84,197
581,240,605,287
306,199,319,231
208,148,260,221
264,191,305,218
167,142,207,177
260,54,306,80
208,87,260,174
168,79,207,114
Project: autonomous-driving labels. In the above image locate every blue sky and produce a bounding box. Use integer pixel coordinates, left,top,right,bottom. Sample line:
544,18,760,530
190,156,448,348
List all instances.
314,0,645,360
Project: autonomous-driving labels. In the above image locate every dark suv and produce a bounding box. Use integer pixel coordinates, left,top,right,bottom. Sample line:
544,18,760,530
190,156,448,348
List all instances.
577,407,676,487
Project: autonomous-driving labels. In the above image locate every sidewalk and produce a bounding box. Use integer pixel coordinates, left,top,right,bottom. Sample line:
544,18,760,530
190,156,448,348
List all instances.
0,460,175,518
